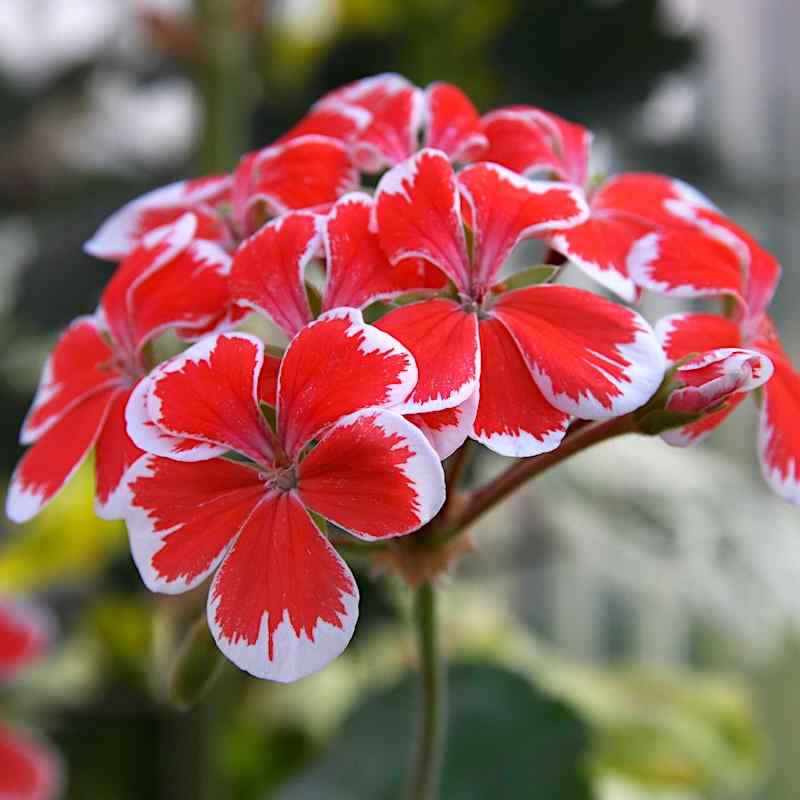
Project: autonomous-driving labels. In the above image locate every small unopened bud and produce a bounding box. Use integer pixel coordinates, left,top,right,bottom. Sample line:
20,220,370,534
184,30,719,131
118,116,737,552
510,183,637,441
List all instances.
636,348,773,438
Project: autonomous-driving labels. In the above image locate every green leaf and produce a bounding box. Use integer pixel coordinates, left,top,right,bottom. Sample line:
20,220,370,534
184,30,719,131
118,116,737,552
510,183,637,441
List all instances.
274,662,592,800
503,265,559,290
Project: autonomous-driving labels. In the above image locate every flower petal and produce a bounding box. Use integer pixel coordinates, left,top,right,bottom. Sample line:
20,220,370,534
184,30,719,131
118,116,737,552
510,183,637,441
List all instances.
458,161,589,287
406,391,478,460
144,333,275,465
20,315,119,445
628,227,745,302
298,407,445,540
100,213,198,356
351,85,424,171
322,193,444,311
375,299,479,413
233,135,357,231
94,388,144,520
207,492,358,682
423,82,487,163
125,371,228,463
230,212,319,336
277,309,417,457
548,214,649,302
0,599,52,680
84,175,231,260
0,721,61,800
593,172,714,225
654,313,742,362
757,344,800,505
661,393,746,447
471,318,571,457
667,348,773,414
7,388,117,523
278,101,370,144
124,454,265,593
374,148,470,293
481,107,592,185
494,285,664,419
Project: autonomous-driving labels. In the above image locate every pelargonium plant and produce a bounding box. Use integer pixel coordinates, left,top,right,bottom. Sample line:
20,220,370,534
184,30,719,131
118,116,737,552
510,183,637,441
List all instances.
6,73,799,797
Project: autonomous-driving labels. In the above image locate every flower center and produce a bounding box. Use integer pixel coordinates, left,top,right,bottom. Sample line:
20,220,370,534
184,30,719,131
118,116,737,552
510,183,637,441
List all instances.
270,465,298,492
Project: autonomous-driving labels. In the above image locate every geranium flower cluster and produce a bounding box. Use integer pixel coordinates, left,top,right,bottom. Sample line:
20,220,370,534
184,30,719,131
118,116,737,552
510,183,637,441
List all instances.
6,74,799,682
0,598,60,800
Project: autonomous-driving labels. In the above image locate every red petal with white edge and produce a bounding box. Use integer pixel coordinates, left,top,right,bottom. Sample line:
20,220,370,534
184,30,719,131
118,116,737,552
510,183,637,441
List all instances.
234,136,357,231
322,193,443,311
125,371,228,463
21,315,120,445
277,308,417,457
374,149,470,293
458,162,589,288
407,391,478,460
318,73,411,110
207,492,358,682
548,214,650,302
593,172,714,226
298,408,445,539
84,174,231,260
129,238,234,350
230,212,319,337
655,313,742,362
661,392,746,448
472,318,570,457
124,454,265,593
278,102,370,144
665,201,781,318
628,227,745,302
757,343,800,505
424,82,488,163
100,213,198,356
6,388,116,523
667,349,773,414
94,388,144,520
0,599,52,680
481,107,592,185
352,86,424,172
0,722,61,800
494,285,665,419
145,333,276,466
375,299,479,413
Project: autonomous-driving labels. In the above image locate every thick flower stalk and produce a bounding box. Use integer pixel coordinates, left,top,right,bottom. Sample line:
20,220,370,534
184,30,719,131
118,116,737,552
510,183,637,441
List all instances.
5,74,799,800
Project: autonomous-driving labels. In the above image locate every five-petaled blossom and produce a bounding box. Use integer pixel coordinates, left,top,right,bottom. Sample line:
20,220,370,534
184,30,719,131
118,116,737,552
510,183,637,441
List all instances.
0,598,61,800
370,148,666,457
121,311,445,681
6,214,234,523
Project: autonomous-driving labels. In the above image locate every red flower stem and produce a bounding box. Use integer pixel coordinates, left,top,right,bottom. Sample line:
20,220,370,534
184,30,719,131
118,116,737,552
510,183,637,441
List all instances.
433,414,637,546
407,580,446,800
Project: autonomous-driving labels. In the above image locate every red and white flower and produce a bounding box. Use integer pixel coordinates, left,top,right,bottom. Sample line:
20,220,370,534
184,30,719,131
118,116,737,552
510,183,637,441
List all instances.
286,73,488,173
0,598,61,800
86,137,357,261
122,313,445,681
657,310,800,504
7,214,234,523
371,148,665,458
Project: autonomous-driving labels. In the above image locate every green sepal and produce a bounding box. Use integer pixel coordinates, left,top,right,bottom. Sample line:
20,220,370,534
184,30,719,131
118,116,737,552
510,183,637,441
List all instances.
635,408,703,436
306,282,323,318
502,265,559,291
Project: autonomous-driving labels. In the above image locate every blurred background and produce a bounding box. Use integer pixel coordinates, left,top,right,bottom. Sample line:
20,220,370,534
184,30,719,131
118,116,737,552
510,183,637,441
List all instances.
0,0,798,798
